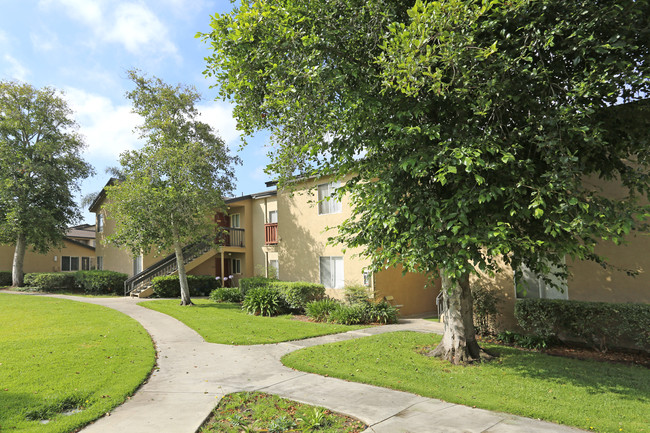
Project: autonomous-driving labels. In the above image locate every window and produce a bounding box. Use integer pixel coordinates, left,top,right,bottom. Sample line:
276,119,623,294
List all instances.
133,256,143,275
320,256,344,289
515,260,568,300
268,210,278,224
62,256,79,272
318,182,341,215
82,257,91,271
232,258,241,274
97,214,103,233
230,213,241,228
269,259,279,278
97,256,103,270
363,271,372,287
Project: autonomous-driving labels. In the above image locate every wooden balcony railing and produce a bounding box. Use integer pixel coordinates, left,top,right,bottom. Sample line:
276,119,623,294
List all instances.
265,223,278,245
217,227,245,247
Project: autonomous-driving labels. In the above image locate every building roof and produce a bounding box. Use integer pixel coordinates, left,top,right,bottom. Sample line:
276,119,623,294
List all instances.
225,189,277,204
88,178,119,212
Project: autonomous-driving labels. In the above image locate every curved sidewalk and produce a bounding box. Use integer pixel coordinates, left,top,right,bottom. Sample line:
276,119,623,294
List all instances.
16,294,585,433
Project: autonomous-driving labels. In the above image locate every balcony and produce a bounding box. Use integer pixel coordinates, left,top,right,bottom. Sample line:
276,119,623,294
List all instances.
265,223,278,245
217,227,245,247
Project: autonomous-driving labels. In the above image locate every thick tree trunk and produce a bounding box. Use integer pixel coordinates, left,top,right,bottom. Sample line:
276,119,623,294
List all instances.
431,270,494,364
12,232,26,287
173,240,193,306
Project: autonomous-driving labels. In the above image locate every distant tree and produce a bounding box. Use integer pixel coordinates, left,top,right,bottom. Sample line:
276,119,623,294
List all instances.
104,70,239,305
0,81,93,286
202,0,650,363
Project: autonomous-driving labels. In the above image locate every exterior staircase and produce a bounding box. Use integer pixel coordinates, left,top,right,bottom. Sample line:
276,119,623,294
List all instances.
124,241,216,297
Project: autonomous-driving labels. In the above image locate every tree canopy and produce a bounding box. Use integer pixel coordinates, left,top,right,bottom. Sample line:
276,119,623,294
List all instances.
0,80,93,286
202,0,650,362
104,71,239,305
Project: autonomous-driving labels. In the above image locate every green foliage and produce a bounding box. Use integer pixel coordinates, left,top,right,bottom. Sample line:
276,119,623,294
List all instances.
495,331,554,350
0,271,11,286
305,298,341,322
471,284,501,336
343,285,371,305
23,272,76,291
210,287,244,303
242,287,288,317
268,281,325,313
0,81,94,286
74,270,127,295
328,303,368,325
365,300,399,324
238,276,277,296
515,299,650,352
103,70,239,304
150,275,217,298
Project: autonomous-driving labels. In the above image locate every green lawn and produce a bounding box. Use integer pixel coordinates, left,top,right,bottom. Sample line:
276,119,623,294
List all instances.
282,331,649,433
139,299,365,344
0,293,155,433
199,392,366,433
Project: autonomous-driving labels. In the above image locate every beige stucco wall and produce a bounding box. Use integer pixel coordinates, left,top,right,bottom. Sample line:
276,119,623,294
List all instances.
374,265,439,317
0,240,95,274
252,195,278,277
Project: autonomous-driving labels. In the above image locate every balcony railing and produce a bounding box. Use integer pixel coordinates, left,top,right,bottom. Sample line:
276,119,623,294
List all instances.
220,227,245,247
265,223,278,245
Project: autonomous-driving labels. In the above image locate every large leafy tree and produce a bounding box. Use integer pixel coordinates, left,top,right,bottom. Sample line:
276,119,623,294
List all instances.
104,71,239,305
202,0,650,363
0,81,93,287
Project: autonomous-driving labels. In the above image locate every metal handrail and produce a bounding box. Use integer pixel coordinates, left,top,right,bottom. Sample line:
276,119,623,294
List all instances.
436,291,446,319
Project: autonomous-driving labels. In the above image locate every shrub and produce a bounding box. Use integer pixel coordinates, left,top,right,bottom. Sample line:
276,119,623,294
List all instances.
242,286,287,316
23,273,76,291
471,284,501,336
496,330,555,350
344,284,371,305
239,276,277,296
0,271,12,286
305,298,341,321
515,299,650,352
74,270,127,295
209,287,244,303
269,281,325,313
366,300,399,324
150,275,218,298
328,303,368,325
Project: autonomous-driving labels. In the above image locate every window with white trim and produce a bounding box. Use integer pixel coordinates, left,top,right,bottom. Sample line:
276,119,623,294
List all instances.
268,210,278,224
232,258,242,274
230,213,241,228
82,257,91,271
97,256,103,270
320,256,344,289
317,182,341,215
62,256,79,272
269,259,279,278
97,214,103,233
515,260,568,300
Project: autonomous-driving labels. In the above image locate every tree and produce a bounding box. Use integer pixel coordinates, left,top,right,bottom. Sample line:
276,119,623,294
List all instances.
0,81,93,287
201,0,650,363
104,70,239,306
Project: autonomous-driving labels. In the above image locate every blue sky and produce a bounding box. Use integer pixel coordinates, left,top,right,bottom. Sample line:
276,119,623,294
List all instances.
0,0,272,224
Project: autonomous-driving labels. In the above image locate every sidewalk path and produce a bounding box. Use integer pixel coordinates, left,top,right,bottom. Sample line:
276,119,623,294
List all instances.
11,293,585,433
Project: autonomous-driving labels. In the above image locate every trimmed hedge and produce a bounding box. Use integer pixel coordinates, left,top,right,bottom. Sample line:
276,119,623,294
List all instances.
268,281,325,312
23,273,76,291
239,276,277,296
209,287,244,303
0,271,11,286
306,298,399,325
515,298,650,352
150,275,218,298
74,270,127,295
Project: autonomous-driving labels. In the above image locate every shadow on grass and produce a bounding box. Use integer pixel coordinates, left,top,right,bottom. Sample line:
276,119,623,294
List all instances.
485,343,650,403
0,391,47,428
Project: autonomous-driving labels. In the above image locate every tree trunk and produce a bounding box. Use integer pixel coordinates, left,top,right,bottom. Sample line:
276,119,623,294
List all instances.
173,240,193,306
12,232,26,287
430,270,494,364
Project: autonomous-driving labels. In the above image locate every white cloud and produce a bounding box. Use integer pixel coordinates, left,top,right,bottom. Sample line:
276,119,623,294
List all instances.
64,87,141,159
30,29,60,52
196,103,241,146
2,55,30,81
40,0,177,56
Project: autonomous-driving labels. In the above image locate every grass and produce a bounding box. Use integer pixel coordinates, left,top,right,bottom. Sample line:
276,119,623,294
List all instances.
139,299,366,345
0,293,156,433
4,287,120,297
282,331,650,433
199,392,366,433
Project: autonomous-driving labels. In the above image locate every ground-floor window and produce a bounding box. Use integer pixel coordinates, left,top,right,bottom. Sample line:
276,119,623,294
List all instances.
96,256,103,270
269,259,279,279
62,256,79,272
232,258,241,274
320,256,344,289
82,257,91,271
515,260,568,300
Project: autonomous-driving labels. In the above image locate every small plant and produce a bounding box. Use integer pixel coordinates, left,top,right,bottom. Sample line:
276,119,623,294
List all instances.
328,303,368,325
298,407,330,430
496,331,555,350
209,287,243,303
305,298,340,322
239,276,277,296
268,416,296,432
471,284,500,336
0,270,12,286
242,287,287,316
343,284,371,305
228,413,247,427
366,300,398,324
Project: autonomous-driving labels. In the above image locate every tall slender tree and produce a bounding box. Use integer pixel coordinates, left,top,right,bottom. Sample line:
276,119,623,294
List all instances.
202,0,650,362
0,81,93,286
104,70,239,305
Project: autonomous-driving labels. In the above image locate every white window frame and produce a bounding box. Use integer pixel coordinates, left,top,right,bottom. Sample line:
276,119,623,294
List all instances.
515,259,568,300
81,256,91,271
97,256,103,270
231,258,242,274
268,210,278,224
269,259,279,278
97,213,103,233
320,256,344,289
230,213,241,228
62,256,79,272
317,182,341,215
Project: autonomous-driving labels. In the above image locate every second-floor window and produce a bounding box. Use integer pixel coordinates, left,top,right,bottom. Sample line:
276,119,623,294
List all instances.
318,182,341,215
230,213,241,228
97,214,103,233
268,210,278,224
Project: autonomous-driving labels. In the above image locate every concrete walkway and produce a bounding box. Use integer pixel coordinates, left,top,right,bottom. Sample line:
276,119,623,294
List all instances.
9,293,585,433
